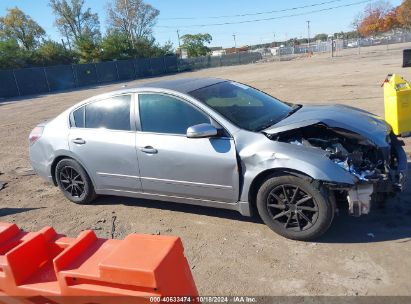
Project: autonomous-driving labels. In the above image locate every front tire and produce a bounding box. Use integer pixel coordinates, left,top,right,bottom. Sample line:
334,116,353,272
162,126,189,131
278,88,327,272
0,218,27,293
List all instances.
256,175,334,241
55,158,96,204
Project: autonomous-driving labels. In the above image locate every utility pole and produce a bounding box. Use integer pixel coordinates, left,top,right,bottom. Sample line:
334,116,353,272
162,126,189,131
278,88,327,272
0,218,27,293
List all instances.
233,34,237,50
273,33,275,47
306,20,311,50
177,29,181,48
176,30,181,58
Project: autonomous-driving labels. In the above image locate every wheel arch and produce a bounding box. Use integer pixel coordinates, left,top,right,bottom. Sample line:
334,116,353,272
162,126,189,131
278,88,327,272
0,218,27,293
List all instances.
246,167,339,217
51,155,70,186
247,168,313,215
50,154,95,188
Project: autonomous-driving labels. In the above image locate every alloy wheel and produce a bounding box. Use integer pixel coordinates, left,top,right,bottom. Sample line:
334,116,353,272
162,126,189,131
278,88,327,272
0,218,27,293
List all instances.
266,184,319,232
58,166,85,198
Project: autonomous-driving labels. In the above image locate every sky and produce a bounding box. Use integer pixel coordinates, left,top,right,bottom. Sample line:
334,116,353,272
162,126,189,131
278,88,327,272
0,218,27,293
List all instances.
0,0,404,48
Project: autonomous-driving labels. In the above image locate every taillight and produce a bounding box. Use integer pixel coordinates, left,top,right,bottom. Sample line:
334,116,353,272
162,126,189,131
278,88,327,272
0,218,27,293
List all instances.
29,126,44,145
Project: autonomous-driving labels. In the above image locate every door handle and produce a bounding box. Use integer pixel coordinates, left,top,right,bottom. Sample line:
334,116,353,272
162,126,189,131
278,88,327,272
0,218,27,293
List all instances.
139,146,158,154
72,138,86,145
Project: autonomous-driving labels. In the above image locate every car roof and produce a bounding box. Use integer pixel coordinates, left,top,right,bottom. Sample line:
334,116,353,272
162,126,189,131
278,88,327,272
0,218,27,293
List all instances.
136,77,227,94
76,77,228,109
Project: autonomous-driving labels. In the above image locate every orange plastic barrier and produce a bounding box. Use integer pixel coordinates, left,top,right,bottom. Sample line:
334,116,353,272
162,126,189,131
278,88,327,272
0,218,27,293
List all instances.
0,222,198,303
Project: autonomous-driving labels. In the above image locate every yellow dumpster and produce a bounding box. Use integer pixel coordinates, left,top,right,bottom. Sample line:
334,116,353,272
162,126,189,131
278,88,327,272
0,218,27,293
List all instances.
383,73,411,136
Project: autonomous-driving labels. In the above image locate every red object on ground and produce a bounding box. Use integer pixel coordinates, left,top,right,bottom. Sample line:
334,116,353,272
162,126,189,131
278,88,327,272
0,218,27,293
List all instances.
0,222,198,303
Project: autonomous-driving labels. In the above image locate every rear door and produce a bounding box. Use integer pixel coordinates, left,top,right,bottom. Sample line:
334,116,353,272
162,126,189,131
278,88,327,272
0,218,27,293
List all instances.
68,94,142,192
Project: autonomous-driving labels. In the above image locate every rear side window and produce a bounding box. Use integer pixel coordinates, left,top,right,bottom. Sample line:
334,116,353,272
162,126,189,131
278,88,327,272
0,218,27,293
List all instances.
73,107,85,128
85,95,131,131
139,94,210,134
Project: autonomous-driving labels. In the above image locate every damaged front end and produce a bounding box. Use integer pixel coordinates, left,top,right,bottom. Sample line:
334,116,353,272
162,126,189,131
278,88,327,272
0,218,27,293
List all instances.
267,124,407,216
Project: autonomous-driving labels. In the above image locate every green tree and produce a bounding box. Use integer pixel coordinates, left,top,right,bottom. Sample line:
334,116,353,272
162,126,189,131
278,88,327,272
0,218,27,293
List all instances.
344,30,361,39
101,31,134,60
156,40,174,56
0,7,45,50
145,40,174,57
180,33,212,57
107,0,159,49
0,38,29,69
286,37,301,46
313,33,328,41
49,0,101,63
75,35,100,63
49,0,100,46
34,40,76,65
132,37,163,57
100,31,174,61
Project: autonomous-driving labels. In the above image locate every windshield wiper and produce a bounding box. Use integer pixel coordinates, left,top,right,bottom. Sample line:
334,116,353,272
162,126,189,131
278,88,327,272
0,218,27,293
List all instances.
286,104,303,118
255,119,279,132
255,105,303,132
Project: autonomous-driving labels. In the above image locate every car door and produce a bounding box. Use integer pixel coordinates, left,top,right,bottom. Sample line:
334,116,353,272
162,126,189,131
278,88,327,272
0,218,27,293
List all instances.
135,92,239,203
68,94,142,192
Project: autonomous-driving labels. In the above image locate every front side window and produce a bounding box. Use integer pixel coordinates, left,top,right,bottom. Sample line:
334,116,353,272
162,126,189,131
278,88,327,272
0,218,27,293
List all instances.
84,95,131,131
139,94,210,134
189,81,292,131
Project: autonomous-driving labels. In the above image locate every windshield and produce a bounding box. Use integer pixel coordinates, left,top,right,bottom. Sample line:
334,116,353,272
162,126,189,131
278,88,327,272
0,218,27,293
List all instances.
189,81,292,131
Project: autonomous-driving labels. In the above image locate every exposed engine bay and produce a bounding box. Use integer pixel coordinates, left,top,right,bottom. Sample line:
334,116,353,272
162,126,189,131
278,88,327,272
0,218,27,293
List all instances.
267,124,403,216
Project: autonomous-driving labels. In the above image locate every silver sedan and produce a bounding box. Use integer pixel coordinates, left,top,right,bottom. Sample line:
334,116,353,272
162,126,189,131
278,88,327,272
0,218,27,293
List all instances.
29,78,407,240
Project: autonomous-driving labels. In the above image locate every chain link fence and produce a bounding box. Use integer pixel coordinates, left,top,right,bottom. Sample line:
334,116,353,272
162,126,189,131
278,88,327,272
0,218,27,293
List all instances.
177,52,262,71
258,31,411,61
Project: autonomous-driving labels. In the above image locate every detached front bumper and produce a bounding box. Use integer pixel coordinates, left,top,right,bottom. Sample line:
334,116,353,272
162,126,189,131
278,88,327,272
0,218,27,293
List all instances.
391,141,408,192
347,141,408,217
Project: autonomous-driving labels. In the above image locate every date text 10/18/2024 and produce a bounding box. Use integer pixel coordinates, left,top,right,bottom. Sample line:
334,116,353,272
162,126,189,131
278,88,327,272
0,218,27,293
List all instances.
150,297,258,303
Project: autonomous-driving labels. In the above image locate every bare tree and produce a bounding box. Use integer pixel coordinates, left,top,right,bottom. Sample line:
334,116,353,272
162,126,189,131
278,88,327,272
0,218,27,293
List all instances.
49,0,100,43
106,0,159,46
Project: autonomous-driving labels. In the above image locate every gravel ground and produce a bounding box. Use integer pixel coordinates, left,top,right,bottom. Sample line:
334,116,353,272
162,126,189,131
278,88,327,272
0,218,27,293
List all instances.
1,42,411,296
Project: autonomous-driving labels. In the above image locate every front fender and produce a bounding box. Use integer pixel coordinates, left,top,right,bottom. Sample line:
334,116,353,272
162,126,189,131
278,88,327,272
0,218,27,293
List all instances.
238,140,357,202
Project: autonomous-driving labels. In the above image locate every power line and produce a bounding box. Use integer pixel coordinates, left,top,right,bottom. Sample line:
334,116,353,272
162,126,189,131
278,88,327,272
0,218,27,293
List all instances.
157,0,371,29
161,0,344,20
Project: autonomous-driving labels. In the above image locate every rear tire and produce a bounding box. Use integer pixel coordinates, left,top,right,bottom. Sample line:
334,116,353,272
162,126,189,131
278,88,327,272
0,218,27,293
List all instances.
55,158,96,204
256,175,334,241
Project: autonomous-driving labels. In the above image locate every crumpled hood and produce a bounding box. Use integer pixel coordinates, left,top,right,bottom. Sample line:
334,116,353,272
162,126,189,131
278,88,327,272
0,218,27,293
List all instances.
264,105,392,147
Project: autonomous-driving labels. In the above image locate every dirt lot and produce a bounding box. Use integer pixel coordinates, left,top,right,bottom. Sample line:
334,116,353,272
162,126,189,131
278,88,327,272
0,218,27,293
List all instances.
1,42,411,296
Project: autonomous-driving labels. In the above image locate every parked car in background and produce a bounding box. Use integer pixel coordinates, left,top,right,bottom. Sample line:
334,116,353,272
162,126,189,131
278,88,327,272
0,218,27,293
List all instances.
29,78,407,240
347,41,359,48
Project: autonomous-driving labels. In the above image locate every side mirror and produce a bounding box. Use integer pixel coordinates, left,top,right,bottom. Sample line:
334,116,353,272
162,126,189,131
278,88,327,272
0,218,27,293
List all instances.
186,123,218,138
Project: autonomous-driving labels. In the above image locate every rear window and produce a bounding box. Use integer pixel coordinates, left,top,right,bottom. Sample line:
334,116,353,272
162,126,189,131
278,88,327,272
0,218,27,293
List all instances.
85,95,131,131
73,107,85,128
71,96,132,130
